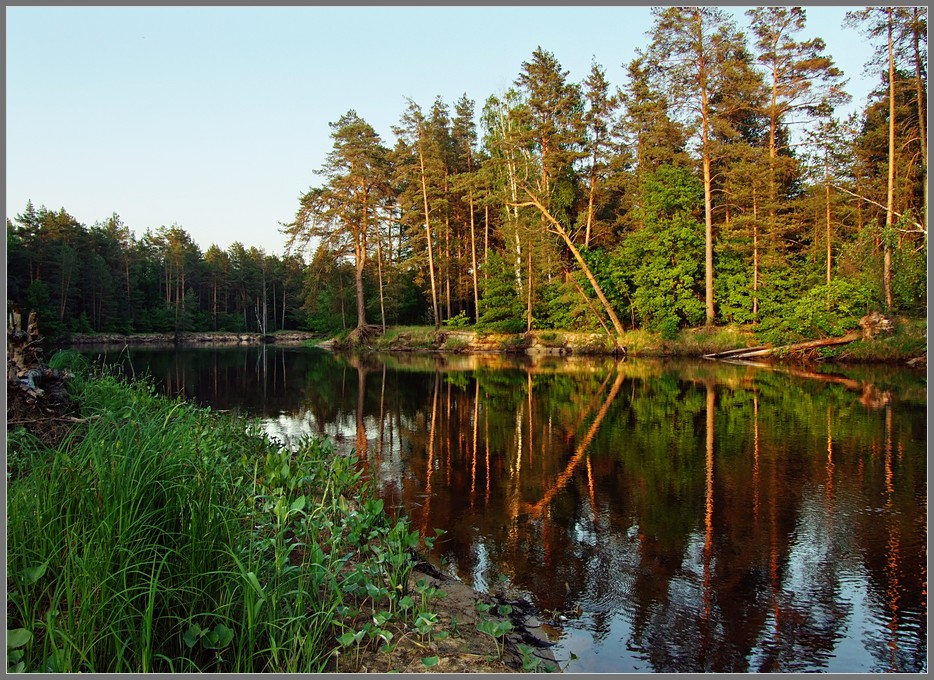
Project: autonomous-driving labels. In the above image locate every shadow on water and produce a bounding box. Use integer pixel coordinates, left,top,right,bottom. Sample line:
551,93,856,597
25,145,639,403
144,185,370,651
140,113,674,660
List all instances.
82,344,927,673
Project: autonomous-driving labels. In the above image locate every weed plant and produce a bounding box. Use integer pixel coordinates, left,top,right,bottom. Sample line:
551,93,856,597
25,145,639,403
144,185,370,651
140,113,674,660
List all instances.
7,364,434,672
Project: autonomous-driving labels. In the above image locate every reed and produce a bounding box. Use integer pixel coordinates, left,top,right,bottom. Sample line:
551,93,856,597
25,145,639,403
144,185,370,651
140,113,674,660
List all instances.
7,365,431,672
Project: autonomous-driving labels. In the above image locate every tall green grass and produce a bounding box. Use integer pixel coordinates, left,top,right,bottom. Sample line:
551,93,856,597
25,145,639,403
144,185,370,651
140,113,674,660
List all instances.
7,365,431,672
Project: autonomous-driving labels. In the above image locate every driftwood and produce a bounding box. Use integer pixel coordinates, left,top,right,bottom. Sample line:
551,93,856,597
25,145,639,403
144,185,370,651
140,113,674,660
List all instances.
705,331,862,361
705,313,897,362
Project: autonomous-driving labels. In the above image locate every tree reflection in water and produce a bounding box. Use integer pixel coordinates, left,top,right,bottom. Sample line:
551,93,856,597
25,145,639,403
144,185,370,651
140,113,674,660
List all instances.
86,346,927,672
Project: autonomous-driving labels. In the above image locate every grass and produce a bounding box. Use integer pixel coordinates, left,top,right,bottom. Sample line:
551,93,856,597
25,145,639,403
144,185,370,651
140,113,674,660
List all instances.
607,324,755,357
371,326,441,351
6,359,441,673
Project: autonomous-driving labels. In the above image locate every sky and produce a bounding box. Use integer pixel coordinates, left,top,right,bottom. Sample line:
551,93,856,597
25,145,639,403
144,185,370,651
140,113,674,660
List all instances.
6,6,880,257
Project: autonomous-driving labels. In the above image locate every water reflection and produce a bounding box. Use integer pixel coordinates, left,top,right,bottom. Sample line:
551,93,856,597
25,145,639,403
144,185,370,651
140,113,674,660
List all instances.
83,345,927,672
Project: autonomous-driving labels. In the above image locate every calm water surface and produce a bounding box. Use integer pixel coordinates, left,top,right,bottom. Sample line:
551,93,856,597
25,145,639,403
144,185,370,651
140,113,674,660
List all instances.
81,344,927,673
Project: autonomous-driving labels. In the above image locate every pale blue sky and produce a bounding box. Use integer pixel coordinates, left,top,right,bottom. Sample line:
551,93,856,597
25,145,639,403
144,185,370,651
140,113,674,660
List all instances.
6,6,876,256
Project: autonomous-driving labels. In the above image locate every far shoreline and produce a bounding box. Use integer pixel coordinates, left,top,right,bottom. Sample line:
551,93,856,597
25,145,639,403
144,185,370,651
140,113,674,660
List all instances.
56,320,927,367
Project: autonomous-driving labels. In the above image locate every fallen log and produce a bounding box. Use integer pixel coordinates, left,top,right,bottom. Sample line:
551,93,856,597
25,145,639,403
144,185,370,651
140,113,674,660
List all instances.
703,344,770,360
707,331,861,361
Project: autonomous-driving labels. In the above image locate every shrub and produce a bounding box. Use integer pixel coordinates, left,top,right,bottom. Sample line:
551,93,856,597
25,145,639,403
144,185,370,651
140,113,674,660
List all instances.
755,278,873,345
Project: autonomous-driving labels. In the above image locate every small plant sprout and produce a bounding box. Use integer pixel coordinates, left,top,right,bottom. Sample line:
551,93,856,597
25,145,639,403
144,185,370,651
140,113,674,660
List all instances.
517,643,544,671
476,618,514,659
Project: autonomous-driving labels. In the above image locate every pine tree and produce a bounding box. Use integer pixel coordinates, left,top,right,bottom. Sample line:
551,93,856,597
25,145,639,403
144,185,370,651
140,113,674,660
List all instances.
614,55,689,237
452,94,483,320
747,7,849,266
393,100,444,328
846,7,928,309
286,110,389,331
646,7,743,324
579,60,618,248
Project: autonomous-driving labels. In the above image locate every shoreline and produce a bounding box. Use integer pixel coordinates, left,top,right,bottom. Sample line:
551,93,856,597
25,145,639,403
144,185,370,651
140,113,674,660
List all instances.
57,321,926,367
58,330,320,346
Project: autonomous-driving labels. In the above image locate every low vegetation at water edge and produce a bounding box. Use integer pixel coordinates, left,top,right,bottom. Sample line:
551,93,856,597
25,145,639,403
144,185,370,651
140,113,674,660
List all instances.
6,359,455,673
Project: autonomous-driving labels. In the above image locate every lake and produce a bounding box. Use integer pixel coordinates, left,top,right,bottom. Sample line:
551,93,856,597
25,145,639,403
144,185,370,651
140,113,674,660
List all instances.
78,344,927,673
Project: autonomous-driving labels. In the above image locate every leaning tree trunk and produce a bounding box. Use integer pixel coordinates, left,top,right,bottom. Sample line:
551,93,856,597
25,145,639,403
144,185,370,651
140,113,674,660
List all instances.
517,191,626,340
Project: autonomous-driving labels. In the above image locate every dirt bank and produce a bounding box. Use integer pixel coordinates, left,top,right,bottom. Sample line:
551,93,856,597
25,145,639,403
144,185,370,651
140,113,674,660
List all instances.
328,561,560,673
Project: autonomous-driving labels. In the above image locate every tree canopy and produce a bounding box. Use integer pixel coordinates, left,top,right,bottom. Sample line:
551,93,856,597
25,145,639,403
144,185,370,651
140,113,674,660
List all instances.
8,9,927,342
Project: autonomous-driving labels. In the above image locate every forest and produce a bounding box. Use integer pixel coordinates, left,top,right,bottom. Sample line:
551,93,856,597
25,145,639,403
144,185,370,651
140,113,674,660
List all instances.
6,8,927,344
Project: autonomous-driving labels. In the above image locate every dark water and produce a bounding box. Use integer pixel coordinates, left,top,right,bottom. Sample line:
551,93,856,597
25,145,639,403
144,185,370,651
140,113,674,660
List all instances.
79,344,927,673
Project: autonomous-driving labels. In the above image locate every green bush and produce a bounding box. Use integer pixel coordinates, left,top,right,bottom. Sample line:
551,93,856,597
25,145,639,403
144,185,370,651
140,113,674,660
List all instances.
755,278,873,345
612,165,706,337
442,310,471,329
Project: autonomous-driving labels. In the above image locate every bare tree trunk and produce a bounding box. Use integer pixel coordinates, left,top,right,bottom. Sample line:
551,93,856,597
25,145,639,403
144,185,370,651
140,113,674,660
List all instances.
262,269,268,334
825,149,833,285
376,208,387,332
752,185,759,320
418,139,440,329
338,271,347,331
698,19,715,325
271,282,277,333
526,244,533,332
469,190,480,321
884,8,895,310
913,7,927,229
444,176,452,322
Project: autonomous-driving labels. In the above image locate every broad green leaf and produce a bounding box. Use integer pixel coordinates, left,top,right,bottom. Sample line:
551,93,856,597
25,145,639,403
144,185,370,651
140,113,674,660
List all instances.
23,563,47,585
183,624,202,648
290,495,306,513
7,629,31,649
421,656,440,667
45,649,65,673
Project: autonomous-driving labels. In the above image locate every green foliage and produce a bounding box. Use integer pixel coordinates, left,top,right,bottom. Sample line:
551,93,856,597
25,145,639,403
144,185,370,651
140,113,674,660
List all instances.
713,250,755,325
442,310,470,329
6,204,309,339
612,165,705,338
476,252,526,333
755,278,873,345
891,240,926,315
